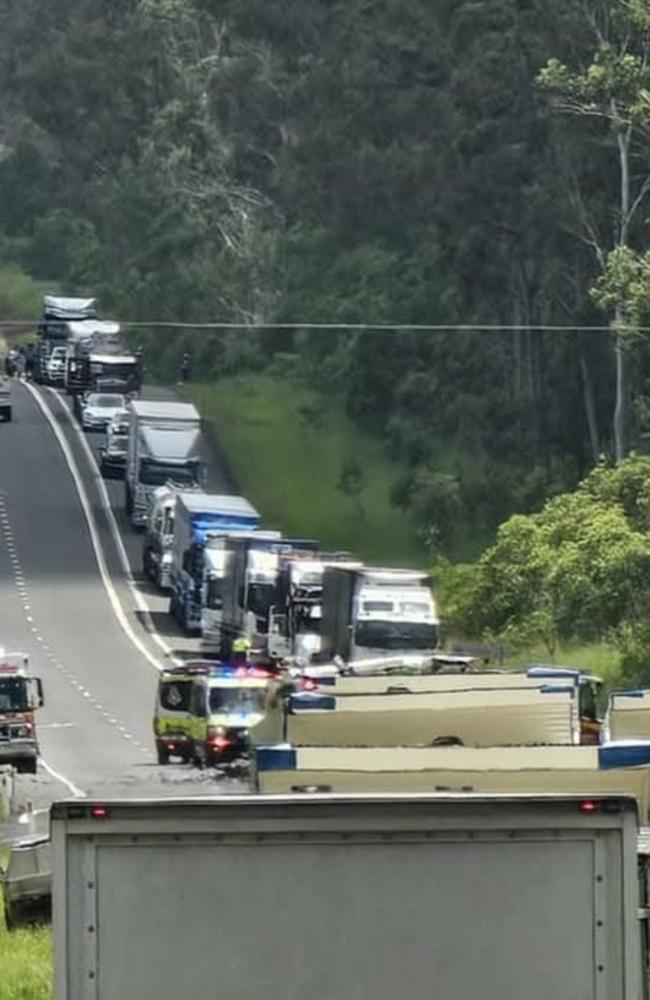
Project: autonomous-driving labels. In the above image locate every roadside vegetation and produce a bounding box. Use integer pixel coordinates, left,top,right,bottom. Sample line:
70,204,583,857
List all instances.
0,846,51,1000
190,376,423,566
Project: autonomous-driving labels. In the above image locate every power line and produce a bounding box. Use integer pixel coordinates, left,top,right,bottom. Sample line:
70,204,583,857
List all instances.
0,319,639,334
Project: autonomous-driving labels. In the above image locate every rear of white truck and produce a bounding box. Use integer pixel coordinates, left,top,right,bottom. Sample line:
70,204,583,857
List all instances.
52,793,644,1000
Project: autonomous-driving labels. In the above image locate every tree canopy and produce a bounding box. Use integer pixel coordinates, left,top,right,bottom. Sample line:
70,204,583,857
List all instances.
4,0,650,553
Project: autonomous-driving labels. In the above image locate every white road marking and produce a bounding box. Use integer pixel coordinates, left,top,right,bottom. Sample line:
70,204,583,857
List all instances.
26,383,166,672
40,757,86,798
46,387,181,665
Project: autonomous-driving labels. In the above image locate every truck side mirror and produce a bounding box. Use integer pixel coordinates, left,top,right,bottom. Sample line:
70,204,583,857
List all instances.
35,678,44,708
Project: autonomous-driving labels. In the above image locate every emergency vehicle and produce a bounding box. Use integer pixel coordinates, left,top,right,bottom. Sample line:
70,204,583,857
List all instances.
0,653,44,774
153,662,287,767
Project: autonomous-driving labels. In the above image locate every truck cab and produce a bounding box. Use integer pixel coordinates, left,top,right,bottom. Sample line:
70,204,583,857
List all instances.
167,495,262,631
0,654,44,774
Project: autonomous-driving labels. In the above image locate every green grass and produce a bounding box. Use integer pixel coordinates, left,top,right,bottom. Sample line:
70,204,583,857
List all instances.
190,375,424,565
507,640,622,691
0,845,52,1000
0,926,52,1000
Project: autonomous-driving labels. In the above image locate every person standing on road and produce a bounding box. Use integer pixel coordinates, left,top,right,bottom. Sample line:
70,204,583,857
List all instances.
232,635,252,667
179,352,191,384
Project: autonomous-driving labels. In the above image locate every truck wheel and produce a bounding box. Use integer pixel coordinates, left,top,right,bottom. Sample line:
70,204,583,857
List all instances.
4,903,15,931
20,757,38,775
168,593,178,622
157,746,169,766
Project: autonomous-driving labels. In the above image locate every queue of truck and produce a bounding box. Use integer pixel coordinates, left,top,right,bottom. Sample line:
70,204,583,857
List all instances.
13,293,650,997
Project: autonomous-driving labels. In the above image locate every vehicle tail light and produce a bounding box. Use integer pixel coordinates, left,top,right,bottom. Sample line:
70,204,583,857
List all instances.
91,806,110,820
207,726,231,750
579,800,599,813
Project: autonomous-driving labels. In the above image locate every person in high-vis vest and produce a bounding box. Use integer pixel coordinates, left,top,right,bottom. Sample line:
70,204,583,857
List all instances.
232,635,252,666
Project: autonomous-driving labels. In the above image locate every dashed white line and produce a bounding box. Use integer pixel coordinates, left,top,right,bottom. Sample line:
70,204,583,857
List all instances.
27,383,167,672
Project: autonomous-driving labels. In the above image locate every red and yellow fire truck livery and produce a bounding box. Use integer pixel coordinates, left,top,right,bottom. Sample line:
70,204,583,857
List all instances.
0,653,44,774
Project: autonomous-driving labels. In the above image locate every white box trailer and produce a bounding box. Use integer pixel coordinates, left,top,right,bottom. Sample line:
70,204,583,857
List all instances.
253,744,650,818
607,689,650,740
253,684,580,747
125,401,202,527
52,793,644,1000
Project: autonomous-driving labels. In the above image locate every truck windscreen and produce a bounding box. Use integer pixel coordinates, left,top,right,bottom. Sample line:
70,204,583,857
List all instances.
140,464,199,487
355,621,438,651
0,678,30,712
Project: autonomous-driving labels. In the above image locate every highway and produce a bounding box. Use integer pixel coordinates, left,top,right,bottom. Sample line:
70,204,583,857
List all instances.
0,382,238,833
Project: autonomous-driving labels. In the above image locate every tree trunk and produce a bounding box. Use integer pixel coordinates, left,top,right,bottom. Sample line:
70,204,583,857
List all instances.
613,324,627,462
613,127,631,462
579,350,600,462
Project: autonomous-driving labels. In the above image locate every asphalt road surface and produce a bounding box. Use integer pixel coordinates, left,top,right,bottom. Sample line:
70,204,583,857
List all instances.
0,383,244,840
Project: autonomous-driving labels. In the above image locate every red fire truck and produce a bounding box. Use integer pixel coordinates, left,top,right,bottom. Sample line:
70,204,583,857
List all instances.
0,654,44,774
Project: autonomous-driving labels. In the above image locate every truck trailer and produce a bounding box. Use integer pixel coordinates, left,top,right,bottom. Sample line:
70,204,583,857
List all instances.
64,320,141,409
251,683,581,748
125,401,203,528
320,565,440,664
51,793,647,1000
253,742,650,806
201,534,318,657
34,296,97,385
166,492,261,628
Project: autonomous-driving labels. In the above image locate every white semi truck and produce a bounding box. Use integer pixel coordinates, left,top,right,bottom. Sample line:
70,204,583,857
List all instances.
51,793,647,999
125,401,203,528
320,565,440,664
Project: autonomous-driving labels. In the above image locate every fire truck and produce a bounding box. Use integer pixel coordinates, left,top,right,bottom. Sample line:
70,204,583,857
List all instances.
0,654,44,774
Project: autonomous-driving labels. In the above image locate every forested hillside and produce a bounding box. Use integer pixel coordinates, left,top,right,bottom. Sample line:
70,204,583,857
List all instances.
2,0,650,553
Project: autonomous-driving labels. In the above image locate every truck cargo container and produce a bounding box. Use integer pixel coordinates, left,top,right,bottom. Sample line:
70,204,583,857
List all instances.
51,793,647,1000
125,401,203,528
320,565,439,664
606,689,650,741
252,684,581,748
310,664,603,743
253,742,650,806
34,296,97,384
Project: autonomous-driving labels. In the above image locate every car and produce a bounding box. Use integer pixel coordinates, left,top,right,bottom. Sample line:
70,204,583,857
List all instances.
81,392,126,432
100,424,128,478
108,408,130,435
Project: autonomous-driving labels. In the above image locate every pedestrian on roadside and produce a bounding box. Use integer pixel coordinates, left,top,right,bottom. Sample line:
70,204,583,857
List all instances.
179,352,192,384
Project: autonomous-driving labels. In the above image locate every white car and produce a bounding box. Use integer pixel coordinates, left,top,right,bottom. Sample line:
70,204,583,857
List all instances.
108,408,130,435
81,393,126,432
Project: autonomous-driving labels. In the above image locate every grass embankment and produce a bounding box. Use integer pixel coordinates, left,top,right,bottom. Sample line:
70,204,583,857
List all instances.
508,641,622,692
190,375,423,566
0,845,52,1000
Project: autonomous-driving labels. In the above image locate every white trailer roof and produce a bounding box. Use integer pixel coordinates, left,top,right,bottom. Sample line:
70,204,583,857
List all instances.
43,295,97,318
66,319,120,338
129,400,200,421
